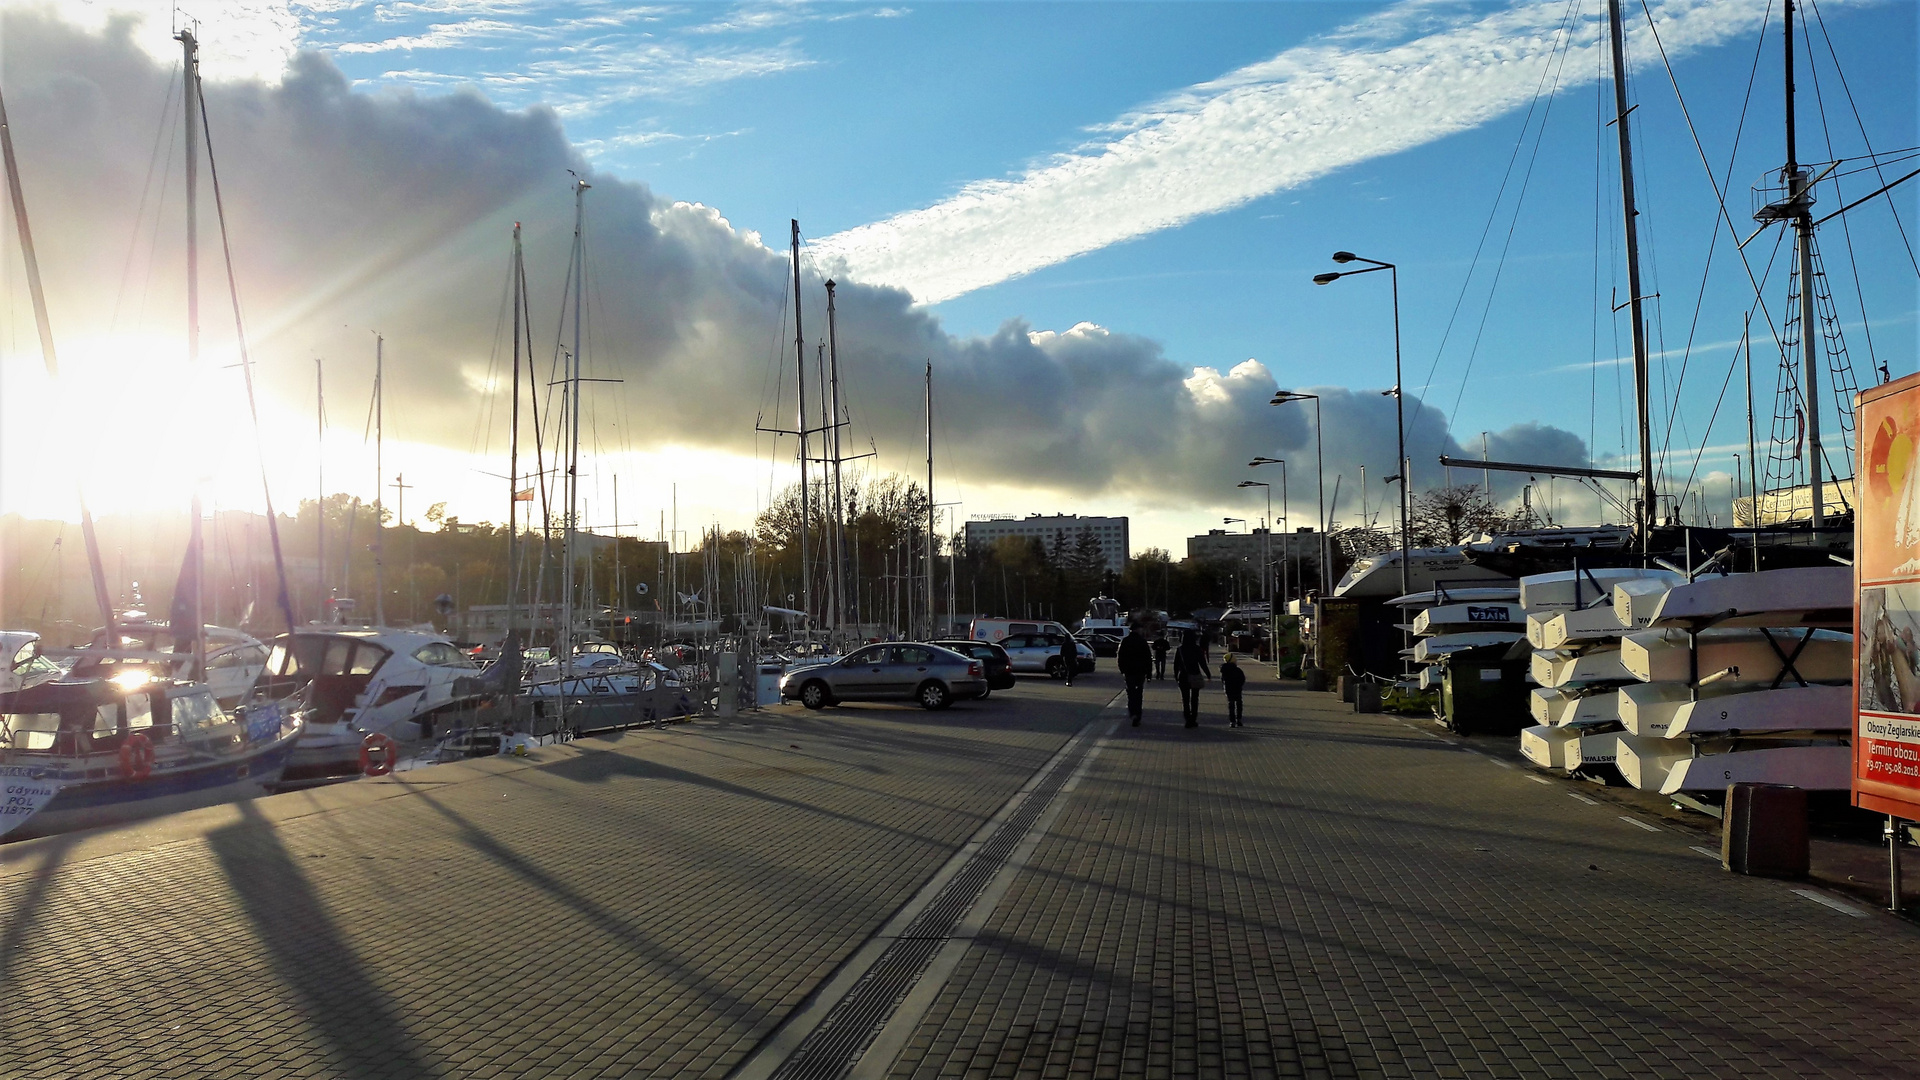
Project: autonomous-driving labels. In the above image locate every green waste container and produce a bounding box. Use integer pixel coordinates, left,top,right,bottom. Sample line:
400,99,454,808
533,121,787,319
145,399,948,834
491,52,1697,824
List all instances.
1440,643,1532,736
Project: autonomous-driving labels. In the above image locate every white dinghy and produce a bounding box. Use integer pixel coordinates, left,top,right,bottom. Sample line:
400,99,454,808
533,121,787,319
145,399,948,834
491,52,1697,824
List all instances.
1413,632,1525,663
1389,586,1520,608
1647,567,1852,629
1520,724,1583,769
1665,683,1851,737
1413,602,1525,635
1619,628,1852,684
1529,686,1621,727
1519,568,1683,614
1528,607,1632,650
1531,645,1632,688
1610,577,1680,629
1661,744,1853,794
1615,733,1692,790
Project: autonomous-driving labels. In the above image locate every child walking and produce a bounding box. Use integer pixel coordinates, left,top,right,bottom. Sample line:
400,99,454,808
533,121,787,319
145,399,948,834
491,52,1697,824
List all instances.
1221,653,1247,727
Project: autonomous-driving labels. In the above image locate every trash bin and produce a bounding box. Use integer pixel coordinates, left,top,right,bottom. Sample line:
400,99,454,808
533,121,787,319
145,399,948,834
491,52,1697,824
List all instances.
1440,643,1532,736
1353,682,1381,713
1723,783,1809,878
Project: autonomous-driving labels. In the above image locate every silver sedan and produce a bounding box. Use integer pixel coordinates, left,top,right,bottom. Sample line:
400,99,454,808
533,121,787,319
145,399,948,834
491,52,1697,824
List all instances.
779,643,986,710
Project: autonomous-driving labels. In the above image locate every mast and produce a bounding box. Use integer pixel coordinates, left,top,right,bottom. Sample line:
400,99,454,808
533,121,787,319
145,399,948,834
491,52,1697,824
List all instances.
508,222,525,671
1785,0,1823,528
925,361,935,638
1607,0,1657,553
316,358,325,617
180,28,206,677
826,280,847,643
373,333,385,626
791,221,812,648
563,175,589,711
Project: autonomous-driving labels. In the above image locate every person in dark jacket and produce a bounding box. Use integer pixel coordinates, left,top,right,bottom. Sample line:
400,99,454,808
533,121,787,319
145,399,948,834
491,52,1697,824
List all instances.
1058,635,1078,686
1172,632,1211,728
1220,653,1247,727
1116,627,1152,725
1152,635,1169,680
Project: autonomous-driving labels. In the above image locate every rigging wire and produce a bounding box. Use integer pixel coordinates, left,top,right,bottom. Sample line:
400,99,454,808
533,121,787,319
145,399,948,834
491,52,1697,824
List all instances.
111,62,181,335
1807,0,1920,277
1802,16,1882,381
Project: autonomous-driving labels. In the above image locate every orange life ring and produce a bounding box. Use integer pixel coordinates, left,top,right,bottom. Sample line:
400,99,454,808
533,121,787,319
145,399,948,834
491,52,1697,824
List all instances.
360,732,399,777
120,732,155,780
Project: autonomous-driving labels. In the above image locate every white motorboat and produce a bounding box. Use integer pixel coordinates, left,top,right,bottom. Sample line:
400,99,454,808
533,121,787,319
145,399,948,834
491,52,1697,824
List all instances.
1527,606,1632,650
1,676,303,841
1615,733,1692,790
1,632,63,693
1530,645,1632,688
1412,632,1524,663
1520,724,1581,769
263,627,484,789
1529,686,1620,727
1618,627,1852,684
1647,566,1853,629
1518,568,1683,614
60,618,272,708
1412,602,1525,635
1333,546,1513,600
1665,683,1851,737
1388,586,1520,608
1661,744,1853,794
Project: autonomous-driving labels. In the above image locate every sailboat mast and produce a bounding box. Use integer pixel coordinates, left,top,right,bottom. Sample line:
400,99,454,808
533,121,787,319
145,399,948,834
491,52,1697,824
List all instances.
791,221,812,647
1784,0,1823,528
179,28,206,676
925,361,935,639
508,223,525,654
564,177,589,699
316,358,325,616
825,280,847,642
373,333,385,627
1606,0,1656,552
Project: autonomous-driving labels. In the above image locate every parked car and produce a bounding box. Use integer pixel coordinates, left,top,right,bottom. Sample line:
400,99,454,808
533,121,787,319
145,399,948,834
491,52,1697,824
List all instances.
779,642,986,710
1075,628,1123,657
927,639,1015,694
998,633,1096,677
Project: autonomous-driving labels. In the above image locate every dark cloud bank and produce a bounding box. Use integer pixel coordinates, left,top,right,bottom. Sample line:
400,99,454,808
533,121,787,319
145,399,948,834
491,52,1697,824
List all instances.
2,11,1591,516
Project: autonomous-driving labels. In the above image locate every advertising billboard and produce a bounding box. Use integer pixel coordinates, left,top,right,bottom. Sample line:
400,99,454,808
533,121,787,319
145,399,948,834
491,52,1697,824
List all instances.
1854,373,1920,819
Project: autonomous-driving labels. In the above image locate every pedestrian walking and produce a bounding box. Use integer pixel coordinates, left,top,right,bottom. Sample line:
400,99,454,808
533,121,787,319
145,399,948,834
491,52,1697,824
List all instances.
1058,635,1078,686
1152,635,1169,681
1221,653,1246,727
1173,631,1211,728
1117,627,1151,725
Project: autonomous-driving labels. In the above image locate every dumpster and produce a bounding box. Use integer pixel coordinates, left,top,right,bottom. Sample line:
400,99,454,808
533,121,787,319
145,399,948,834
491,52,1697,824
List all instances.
1440,642,1532,736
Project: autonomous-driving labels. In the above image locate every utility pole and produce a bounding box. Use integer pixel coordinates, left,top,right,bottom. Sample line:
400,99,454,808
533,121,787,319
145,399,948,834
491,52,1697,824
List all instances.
925,361,936,639
316,357,326,617
372,332,385,627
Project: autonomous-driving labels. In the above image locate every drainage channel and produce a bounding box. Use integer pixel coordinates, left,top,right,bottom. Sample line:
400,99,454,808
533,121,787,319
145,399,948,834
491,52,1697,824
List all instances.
736,712,1112,1080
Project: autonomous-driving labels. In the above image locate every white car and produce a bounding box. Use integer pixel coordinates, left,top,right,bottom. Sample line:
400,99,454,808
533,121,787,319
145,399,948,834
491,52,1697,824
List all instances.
996,633,1096,677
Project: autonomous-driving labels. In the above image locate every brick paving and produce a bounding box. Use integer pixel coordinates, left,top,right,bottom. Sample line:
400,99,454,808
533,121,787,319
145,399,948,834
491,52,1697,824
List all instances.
884,670,1920,1079
5,669,1917,1080
0,688,1107,1079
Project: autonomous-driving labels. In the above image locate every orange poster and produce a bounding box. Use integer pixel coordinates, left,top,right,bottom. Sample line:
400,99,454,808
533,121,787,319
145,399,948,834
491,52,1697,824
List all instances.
1854,373,1920,818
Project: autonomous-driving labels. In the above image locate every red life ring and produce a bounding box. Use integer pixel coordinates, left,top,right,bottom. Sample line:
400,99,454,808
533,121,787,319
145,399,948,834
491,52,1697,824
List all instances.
120,732,155,779
360,732,399,777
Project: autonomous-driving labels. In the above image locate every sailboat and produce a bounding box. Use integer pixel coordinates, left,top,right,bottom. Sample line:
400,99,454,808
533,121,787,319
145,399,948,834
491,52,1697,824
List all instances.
1,29,305,841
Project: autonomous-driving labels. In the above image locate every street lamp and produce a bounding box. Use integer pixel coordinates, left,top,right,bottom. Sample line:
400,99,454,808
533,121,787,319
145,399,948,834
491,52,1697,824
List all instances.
1270,391,1329,594
1314,250,1408,604
1238,479,1275,667
1249,457,1289,612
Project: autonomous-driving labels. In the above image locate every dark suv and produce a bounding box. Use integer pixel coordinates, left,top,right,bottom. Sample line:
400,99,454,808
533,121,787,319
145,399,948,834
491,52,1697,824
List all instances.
927,639,1015,695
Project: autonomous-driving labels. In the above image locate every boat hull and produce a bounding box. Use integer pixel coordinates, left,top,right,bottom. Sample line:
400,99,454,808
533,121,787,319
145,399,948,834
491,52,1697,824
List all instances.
1661,745,1853,794
5,731,299,841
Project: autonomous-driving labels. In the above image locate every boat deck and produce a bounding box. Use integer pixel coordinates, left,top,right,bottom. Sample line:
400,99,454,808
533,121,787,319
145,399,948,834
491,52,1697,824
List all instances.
4,671,1917,1078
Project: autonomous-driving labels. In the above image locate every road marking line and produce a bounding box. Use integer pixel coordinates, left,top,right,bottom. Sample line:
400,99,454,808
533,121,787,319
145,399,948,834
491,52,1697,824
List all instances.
1619,815,1662,832
1568,793,1599,806
1690,846,1720,859
1529,776,1553,785
1486,758,1513,769
1791,889,1868,918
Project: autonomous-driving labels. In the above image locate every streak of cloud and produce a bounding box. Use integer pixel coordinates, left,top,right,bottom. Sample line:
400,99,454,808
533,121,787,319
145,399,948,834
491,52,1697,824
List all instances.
813,0,1814,304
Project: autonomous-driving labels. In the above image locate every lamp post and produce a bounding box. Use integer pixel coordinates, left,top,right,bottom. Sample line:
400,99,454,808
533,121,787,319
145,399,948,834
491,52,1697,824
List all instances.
1315,251,1408,604
1250,457,1288,610
1270,392,1329,594
1238,479,1274,667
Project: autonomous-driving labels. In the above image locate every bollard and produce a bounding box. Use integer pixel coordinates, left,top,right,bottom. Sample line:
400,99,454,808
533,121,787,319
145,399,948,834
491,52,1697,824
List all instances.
1353,681,1381,713
1338,675,1355,703
1722,783,1808,878
1303,666,1329,693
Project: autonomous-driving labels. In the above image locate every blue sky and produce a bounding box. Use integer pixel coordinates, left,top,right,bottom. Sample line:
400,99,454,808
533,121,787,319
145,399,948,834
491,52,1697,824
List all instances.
3,0,1915,551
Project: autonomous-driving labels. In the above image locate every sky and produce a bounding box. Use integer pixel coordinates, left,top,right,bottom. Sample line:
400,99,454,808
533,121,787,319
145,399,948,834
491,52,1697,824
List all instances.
0,0,1914,557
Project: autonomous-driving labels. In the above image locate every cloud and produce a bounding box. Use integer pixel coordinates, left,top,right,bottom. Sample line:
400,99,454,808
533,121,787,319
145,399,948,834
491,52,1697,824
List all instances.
812,0,1812,304
0,10,1600,532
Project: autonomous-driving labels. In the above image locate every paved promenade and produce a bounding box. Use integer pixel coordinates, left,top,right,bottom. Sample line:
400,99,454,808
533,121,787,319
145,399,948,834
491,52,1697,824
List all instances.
4,669,1917,1079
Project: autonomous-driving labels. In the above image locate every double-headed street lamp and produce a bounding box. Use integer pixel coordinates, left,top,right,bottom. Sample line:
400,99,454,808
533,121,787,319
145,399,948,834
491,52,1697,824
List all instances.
1236,479,1271,604
1314,251,1409,603
1269,391,1330,594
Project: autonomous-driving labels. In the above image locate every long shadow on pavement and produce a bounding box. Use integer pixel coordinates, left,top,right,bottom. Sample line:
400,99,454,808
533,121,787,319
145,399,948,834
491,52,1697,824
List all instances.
0,832,78,989
208,799,441,1079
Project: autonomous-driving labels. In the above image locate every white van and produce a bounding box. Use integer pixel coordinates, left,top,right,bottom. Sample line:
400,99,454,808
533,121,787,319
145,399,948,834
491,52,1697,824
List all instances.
967,618,1074,643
